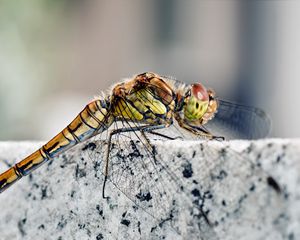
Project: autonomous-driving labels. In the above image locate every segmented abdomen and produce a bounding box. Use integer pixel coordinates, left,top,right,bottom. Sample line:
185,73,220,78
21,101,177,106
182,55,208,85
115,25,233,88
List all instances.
0,99,112,193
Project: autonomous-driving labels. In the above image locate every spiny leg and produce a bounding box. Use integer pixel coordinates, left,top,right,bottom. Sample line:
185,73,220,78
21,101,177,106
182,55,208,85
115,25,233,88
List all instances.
102,124,169,198
197,125,225,141
177,119,225,140
147,130,183,140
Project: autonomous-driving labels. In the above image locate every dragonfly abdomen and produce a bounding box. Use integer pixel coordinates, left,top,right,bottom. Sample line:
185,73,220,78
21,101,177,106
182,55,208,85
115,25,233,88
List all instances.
0,99,112,193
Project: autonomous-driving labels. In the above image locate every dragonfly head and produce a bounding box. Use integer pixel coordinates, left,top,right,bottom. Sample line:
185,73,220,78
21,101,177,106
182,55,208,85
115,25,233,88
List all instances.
183,83,218,124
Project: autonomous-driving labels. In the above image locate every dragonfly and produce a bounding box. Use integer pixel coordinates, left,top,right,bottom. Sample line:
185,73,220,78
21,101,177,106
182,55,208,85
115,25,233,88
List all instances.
0,72,276,237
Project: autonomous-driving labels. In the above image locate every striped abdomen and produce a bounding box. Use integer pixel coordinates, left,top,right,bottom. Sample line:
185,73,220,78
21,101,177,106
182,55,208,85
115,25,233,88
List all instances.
0,99,112,193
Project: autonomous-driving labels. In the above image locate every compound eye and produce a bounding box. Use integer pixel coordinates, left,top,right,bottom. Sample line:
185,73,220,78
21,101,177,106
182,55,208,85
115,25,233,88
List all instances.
191,83,209,101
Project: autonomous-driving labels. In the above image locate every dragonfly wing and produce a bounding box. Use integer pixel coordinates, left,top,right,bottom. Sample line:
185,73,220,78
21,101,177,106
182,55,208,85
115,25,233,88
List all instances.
205,100,271,139
86,120,217,239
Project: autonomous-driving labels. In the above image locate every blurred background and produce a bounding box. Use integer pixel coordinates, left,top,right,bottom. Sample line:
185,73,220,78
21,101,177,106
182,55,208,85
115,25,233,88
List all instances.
0,0,299,140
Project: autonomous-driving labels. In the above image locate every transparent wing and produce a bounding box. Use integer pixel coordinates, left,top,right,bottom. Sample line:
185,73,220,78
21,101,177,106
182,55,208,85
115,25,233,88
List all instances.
86,122,217,238
205,99,271,139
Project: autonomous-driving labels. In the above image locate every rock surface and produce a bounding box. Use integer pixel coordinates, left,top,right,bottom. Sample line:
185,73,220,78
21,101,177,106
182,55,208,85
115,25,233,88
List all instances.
0,139,299,240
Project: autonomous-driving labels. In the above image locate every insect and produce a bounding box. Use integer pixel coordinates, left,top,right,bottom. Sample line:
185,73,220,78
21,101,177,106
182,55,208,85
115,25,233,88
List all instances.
0,72,276,237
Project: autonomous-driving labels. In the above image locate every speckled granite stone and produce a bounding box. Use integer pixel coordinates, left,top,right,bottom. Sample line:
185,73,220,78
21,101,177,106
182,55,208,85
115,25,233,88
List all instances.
0,139,299,240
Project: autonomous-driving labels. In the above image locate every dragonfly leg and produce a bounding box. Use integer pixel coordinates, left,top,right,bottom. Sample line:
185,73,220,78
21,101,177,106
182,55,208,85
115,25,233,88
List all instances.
177,119,225,140
138,125,173,162
200,126,225,141
102,124,169,198
147,131,183,140
195,127,225,140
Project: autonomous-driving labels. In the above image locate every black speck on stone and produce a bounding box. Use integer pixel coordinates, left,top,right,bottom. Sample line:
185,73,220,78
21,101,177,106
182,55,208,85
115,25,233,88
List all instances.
276,154,282,163
282,144,287,150
18,218,27,236
96,233,104,240
191,188,200,197
70,190,75,198
211,169,228,181
182,162,193,178
121,219,130,227
57,216,67,230
267,176,281,193
41,186,48,200
78,223,86,229
204,191,213,199
220,148,227,156
238,194,248,204
284,192,290,200
38,224,45,230
222,200,227,206
75,164,86,179
249,184,256,192
257,162,262,167
288,232,294,240
246,144,253,153
96,205,103,216
136,191,152,202
138,221,141,234
28,174,33,182
267,143,273,148
82,142,97,151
